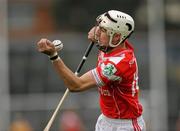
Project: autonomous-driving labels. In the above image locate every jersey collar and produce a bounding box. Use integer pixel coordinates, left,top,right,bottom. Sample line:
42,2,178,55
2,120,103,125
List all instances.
102,40,134,57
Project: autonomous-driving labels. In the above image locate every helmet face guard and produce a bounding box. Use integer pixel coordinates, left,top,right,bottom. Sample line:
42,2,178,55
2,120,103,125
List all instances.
96,10,135,49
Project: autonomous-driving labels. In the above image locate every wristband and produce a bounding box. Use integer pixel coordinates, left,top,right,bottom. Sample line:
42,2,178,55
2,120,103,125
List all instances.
50,55,60,62
49,52,60,62
50,55,58,60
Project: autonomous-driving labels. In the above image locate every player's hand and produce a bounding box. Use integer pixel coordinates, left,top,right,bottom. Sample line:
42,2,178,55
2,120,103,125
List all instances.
88,26,99,43
37,38,57,56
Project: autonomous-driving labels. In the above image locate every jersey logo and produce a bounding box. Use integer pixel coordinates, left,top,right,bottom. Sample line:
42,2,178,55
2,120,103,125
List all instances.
101,63,121,81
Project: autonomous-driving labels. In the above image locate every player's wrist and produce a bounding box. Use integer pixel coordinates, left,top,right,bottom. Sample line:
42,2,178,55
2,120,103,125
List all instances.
50,55,60,62
49,52,60,62
48,39,63,62
49,51,58,58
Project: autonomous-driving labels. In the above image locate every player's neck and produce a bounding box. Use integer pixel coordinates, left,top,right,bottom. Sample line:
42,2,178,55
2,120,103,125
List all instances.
107,42,126,53
105,42,127,54
118,42,127,49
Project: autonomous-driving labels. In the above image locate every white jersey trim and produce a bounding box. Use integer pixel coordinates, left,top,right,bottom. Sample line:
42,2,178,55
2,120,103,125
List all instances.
91,69,105,87
108,54,125,64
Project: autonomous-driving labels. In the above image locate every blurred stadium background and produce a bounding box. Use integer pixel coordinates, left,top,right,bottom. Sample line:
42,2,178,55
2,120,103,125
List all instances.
0,0,180,131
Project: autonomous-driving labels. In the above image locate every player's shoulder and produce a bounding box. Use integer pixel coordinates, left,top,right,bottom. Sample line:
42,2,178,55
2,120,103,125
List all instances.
111,50,134,65
106,56,124,69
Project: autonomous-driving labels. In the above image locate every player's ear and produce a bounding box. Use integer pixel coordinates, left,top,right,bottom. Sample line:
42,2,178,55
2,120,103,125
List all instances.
112,33,121,45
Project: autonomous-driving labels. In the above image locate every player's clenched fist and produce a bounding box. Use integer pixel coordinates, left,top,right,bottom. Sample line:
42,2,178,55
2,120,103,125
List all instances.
37,38,56,56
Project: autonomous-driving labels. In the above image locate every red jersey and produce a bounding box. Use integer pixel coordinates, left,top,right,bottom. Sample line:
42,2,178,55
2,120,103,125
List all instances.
91,40,143,119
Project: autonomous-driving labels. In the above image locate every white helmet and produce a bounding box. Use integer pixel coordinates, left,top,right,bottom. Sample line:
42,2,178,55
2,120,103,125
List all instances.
96,10,134,47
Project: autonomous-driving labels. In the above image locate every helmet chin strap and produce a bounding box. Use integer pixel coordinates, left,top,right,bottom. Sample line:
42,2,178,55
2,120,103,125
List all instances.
95,33,116,53
96,44,114,53
95,29,124,53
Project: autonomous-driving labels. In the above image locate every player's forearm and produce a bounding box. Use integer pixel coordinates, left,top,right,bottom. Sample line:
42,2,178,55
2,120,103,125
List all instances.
52,58,84,92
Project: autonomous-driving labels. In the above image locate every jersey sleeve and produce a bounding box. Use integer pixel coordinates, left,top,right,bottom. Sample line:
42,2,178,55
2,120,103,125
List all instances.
91,55,125,87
